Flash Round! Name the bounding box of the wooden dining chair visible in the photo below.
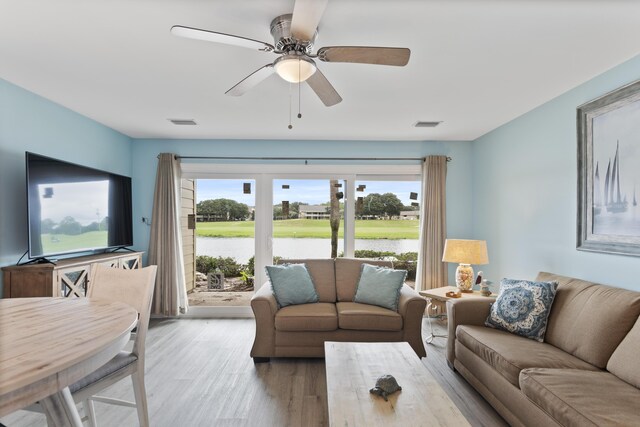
[71,263,157,427]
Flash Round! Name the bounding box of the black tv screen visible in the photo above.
[26,152,133,259]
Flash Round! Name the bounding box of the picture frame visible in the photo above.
[577,79,640,256]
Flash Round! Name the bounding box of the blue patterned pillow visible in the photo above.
[265,263,319,308]
[353,263,406,311]
[485,279,558,342]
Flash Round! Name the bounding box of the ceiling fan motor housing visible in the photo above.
[270,14,317,54]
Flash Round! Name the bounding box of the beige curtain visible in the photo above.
[416,156,448,291]
[148,153,188,316]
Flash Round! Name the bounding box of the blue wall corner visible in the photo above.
[471,53,640,290]
[0,79,133,297]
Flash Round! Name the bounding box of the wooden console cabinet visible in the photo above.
[2,252,143,298]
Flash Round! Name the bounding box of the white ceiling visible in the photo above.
[2,0,640,141]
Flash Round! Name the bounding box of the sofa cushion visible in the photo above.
[266,263,318,308]
[336,302,403,331]
[456,325,599,387]
[274,303,338,332]
[537,272,640,368]
[335,258,393,302]
[519,368,640,427]
[485,278,558,342]
[277,259,336,303]
[607,315,640,388]
[353,263,406,311]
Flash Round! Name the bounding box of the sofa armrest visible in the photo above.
[250,283,278,358]
[397,284,424,316]
[251,282,278,315]
[398,284,427,358]
[446,298,493,368]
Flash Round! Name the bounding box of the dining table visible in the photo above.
[0,297,138,426]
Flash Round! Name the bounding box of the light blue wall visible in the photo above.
[7,50,640,296]
[472,54,640,290]
[6,51,640,296]
[0,77,474,295]
[130,139,474,280]
[0,79,132,296]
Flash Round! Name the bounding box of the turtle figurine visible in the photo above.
[369,374,402,401]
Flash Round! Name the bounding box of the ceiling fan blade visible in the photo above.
[290,0,328,41]
[225,64,275,96]
[171,25,275,52]
[306,68,342,107]
[317,46,410,66]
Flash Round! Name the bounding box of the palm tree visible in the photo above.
[329,180,341,258]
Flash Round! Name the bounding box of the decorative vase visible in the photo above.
[455,264,474,293]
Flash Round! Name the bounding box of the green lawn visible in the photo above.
[41,231,108,253]
[196,219,419,239]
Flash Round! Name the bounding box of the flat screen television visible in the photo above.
[26,152,133,259]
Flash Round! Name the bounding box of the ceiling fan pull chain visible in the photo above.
[288,83,293,129]
[298,59,302,119]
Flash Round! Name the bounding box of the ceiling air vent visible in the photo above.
[169,119,197,126]
[414,121,442,128]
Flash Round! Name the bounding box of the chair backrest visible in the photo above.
[87,264,158,362]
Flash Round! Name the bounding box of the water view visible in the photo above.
[197,237,419,263]
[191,178,421,307]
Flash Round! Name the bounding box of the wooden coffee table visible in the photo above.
[325,341,469,426]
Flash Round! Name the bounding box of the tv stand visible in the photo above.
[2,251,143,298]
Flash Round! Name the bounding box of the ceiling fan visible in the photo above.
[171,0,410,107]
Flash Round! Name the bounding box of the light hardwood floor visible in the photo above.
[2,317,506,426]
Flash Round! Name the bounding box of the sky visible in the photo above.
[39,180,109,224]
[196,179,420,206]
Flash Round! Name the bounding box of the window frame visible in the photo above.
[181,163,420,315]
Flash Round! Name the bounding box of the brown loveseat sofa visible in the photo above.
[447,272,640,427]
[250,258,427,361]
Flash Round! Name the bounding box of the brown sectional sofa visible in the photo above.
[250,258,427,361]
[446,272,640,427]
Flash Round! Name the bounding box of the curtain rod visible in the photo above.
[174,155,452,162]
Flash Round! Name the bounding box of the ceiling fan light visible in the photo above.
[274,56,316,83]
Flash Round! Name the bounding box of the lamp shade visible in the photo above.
[442,239,489,265]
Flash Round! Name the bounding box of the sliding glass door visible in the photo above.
[353,179,421,286]
[181,163,421,314]
[272,179,347,260]
[190,179,255,307]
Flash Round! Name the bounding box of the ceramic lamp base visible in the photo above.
[455,264,474,293]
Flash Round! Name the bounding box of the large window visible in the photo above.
[273,179,346,260]
[181,163,421,313]
[354,180,420,284]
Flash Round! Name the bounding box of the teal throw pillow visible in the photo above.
[353,263,406,311]
[265,263,319,308]
[485,278,558,342]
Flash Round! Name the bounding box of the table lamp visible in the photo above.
[442,239,489,293]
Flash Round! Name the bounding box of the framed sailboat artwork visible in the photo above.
[577,79,640,256]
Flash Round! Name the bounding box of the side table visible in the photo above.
[419,286,496,344]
